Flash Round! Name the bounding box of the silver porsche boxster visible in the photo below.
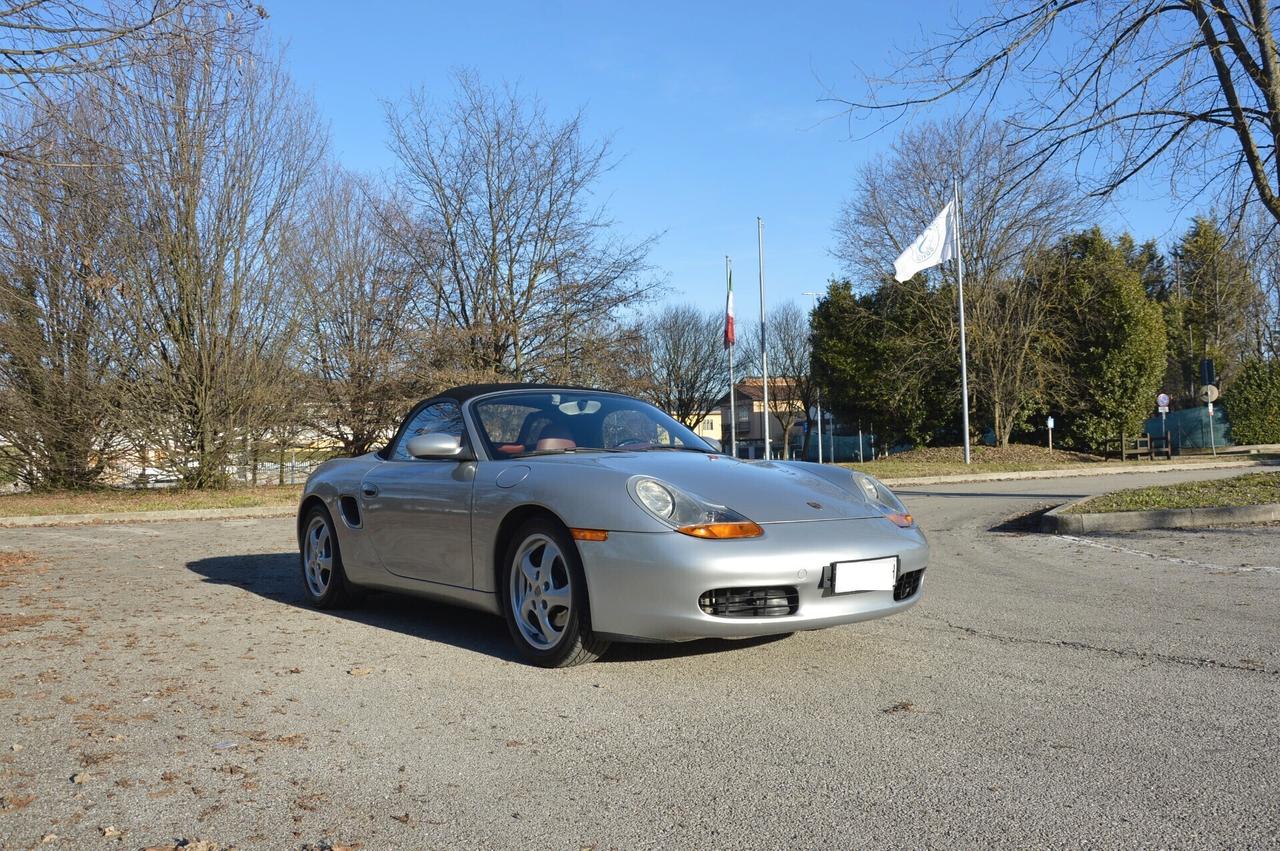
[297,384,928,667]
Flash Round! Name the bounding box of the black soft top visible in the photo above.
[435,382,610,404]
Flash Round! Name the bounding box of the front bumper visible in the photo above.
[579,517,928,641]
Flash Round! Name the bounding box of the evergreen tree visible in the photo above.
[1171,218,1260,389]
[810,279,956,449]
[1038,229,1168,449]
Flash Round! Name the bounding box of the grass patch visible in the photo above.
[841,444,1107,478]
[0,485,302,517]
[1068,471,1280,514]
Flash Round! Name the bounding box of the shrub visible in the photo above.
[1226,359,1280,444]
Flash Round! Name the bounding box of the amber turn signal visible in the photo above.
[570,528,609,542]
[885,512,914,528]
[676,521,764,539]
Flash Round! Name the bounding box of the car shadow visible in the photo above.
[185,552,789,665]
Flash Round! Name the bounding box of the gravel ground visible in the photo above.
[0,467,1277,850]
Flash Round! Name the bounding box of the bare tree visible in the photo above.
[968,272,1067,446]
[0,90,132,488]
[837,1,1280,225]
[836,118,1087,285]
[740,302,814,459]
[836,118,1088,446]
[0,1,265,168]
[633,303,727,429]
[110,22,323,487]
[1239,211,1280,360]
[293,170,438,456]
[385,72,655,381]
[539,318,650,394]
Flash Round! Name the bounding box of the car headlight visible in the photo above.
[628,477,763,539]
[852,472,914,528]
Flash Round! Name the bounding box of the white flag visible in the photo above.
[893,201,956,282]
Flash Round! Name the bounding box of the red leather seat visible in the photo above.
[535,421,576,452]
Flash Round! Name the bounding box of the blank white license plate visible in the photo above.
[832,557,898,594]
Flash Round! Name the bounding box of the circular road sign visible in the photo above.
[1198,384,1219,403]
[1156,392,1170,407]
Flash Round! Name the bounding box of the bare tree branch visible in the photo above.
[836,1,1280,224]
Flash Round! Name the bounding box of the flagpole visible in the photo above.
[726,256,738,458]
[954,178,972,465]
[757,217,771,461]
[802,290,822,462]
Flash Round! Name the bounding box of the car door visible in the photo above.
[360,400,475,588]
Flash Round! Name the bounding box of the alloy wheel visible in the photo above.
[304,515,333,598]
[509,533,573,650]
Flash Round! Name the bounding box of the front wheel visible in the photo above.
[300,505,361,609]
[501,518,609,667]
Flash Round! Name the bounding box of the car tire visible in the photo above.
[501,517,609,667]
[299,504,360,610]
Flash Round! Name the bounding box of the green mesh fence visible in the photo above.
[799,434,873,462]
[1143,405,1232,450]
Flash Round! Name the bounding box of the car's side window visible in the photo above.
[390,401,465,461]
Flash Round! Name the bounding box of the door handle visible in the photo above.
[362,484,379,497]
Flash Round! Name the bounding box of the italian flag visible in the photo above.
[724,269,735,349]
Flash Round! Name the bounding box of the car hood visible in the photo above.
[524,452,886,523]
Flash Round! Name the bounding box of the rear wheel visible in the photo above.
[300,505,360,609]
[501,518,609,667]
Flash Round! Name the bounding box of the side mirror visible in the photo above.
[406,432,466,459]
[704,437,723,453]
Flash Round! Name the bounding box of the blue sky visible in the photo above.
[265,1,1195,315]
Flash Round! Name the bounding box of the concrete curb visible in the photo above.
[1041,497,1280,533]
[880,458,1276,488]
[0,504,295,528]
[0,458,1273,528]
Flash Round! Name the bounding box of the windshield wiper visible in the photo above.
[643,445,712,453]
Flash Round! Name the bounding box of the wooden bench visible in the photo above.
[1104,432,1155,461]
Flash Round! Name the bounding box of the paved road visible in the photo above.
[0,467,1276,849]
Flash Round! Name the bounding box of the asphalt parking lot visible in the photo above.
[1,467,1277,849]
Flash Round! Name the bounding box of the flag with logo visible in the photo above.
[894,201,956,282]
[724,268,736,349]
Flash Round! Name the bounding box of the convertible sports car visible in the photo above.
[298,384,928,667]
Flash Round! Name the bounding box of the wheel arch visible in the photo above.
[492,503,577,593]
[297,495,329,545]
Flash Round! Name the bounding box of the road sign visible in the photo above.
[1158,405,1169,414]
[1199,384,1219,403]
[1156,392,1170,407]
[1046,416,1055,429]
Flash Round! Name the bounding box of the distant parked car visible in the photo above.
[298,384,928,666]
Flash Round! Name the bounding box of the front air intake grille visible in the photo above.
[699,586,798,618]
[894,568,924,601]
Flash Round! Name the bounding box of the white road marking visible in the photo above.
[1057,534,1280,575]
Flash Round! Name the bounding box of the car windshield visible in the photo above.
[472,391,715,459]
